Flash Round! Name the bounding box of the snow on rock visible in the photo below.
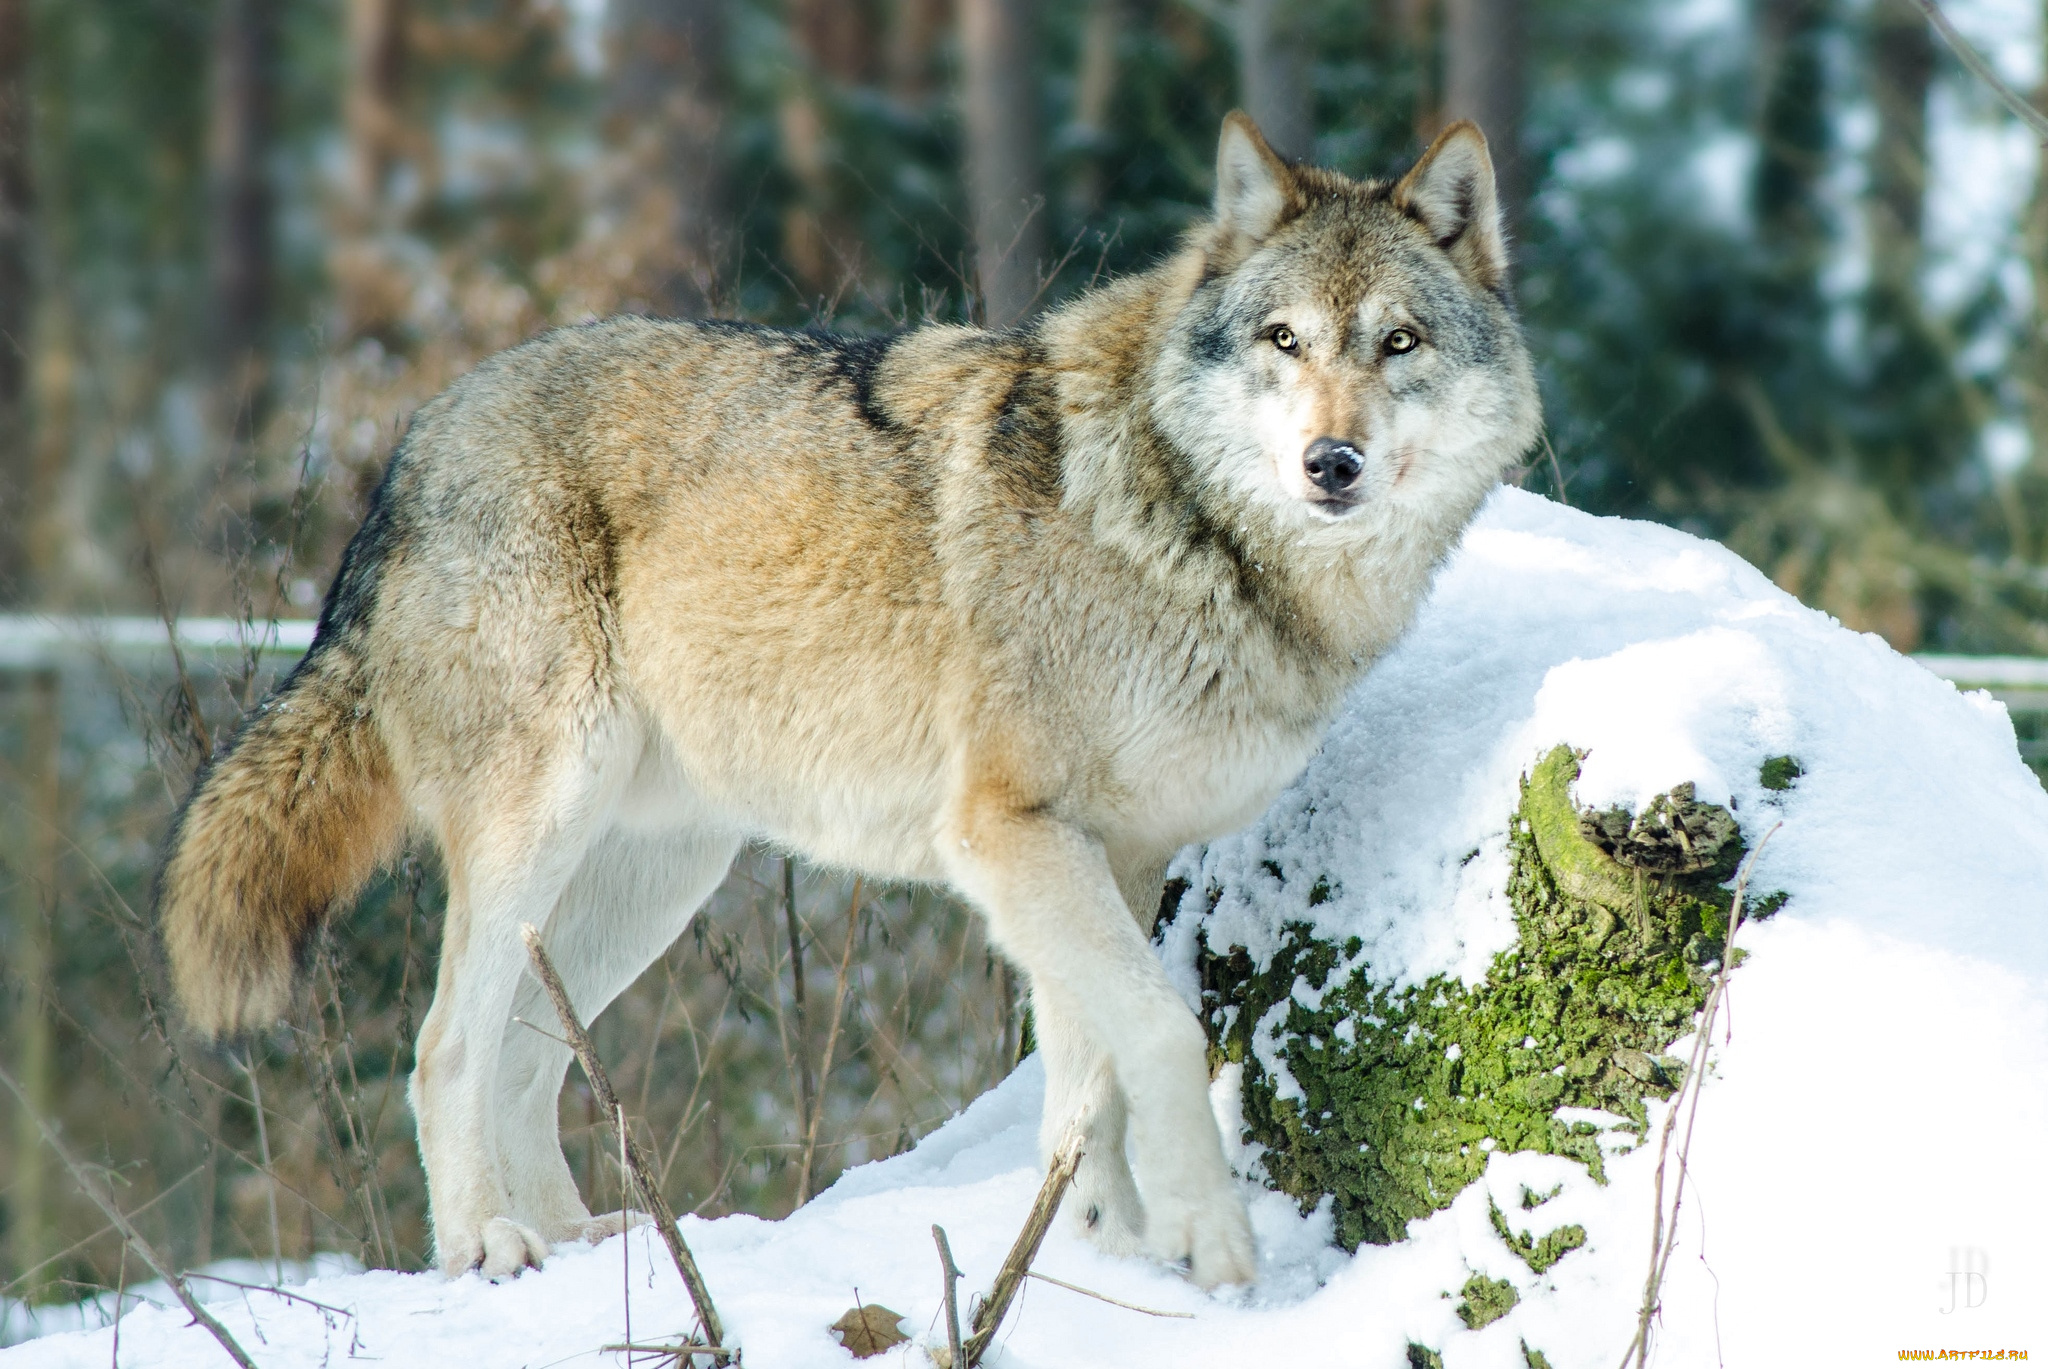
[11,489,2048,1367]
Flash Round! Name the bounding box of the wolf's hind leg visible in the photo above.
[411,759,632,1278]
[1035,992,1144,1256]
[494,825,740,1244]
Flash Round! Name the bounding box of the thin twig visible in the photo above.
[240,1059,283,1285]
[0,1060,259,1369]
[797,879,863,1205]
[110,1241,127,1369]
[1540,431,1571,507]
[520,924,729,1364]
[1620,822,1780,1369]
[932,1225,965,1369]
[180,1275,352,1321]
[621,1104,633,1358]
[961,1127,1084,1366]
[1023,1270,1195,1319]
[784,858,816,1205]
[1905,0,2048,144]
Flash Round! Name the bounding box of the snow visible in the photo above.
[10,490,2048,1367]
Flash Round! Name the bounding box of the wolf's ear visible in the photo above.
[1393,121,1507,289]
[1213,111,1300,253]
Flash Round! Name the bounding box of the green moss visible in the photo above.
[1176,745,1767,1252]
[1405,1346,1445,1369]
[1759,754,1804,791]
[1456,1273,1520,1329]
[1521,1343,1555,1369]
[1488,1197,1585,1273]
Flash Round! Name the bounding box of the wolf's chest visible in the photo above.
[1104,661,1343,851]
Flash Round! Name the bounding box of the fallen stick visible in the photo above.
[1024,1270,1194,1319]
[0,1061,258,1369]
[519,924,729,1364]
[931,1225,965,1369]
[1619,822,1780,1369]
[960,1128,1083,1367]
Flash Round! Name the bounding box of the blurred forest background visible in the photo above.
[6,0,2048,1333]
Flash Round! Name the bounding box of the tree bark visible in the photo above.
[887,0,949,105]
[1866,0,1932,292]
[208,0,277,434]
[335,0,408,340]
[612,0,728,316]
[960,0,1045,329]
[344,0,406,217]
[1398,0,1442,146]
[2019,13,2048,562]
[1442,0,1525,244]
[781,0,876,299]
[1237,0,1312,162]
[1754,0,1832,272]
[0,0,32,604]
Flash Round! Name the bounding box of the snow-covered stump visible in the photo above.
[1163,744,1790,1259]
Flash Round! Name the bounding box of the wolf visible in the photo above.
[157,113,1539,1287]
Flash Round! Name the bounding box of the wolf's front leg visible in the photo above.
[945,805,1255,1288]
[1033,993,1144,1256]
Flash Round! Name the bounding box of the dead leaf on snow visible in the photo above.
[831,1303,910,1359]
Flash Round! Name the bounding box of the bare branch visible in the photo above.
[932,1225,965,1369]
[1620,822,1781,1368]
[961,1126,1084,1366]
[519,923,730,1364]
[1906,0,2048,143]
[0,1060,259,1369]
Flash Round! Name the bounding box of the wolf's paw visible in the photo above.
[474,1217,551,1278]
[1143,1187,1256,1290]
[563,1210,651,1245]
[1066,1154,1146,1258]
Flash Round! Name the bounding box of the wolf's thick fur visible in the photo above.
[158,115,1539,1285]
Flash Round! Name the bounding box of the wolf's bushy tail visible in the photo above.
[157,634,404,1039]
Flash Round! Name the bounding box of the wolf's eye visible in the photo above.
[1270,325,1299,354]
[1385,328,1418,355]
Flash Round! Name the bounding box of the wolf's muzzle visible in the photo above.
[1303,437,1365,501]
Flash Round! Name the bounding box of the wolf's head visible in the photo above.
[1152,113,1541,536]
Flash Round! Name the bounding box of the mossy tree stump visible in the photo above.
[1166,744,1785,1253]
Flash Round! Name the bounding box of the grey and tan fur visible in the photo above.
[158,114,1540,1287]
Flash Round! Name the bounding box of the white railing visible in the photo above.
[0,614,2043,726]
[0,615,318,670]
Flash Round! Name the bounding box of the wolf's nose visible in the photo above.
[1303,437,1364,494]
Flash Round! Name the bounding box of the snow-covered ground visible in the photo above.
[10,489,2048,1367]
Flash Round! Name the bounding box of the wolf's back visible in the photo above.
[157,628,404,1039]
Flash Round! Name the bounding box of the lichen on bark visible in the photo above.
[1166,744,1785,1253]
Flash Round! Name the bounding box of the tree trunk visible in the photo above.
[0,0,31,604]
[959,0,1045,329]
[208,0,277,436]
[1754,0,1832,274]
[1067,0,1120,219]
[1398,0,1442,146]
[334,0,408,341]
[2019,12,2048,563]
[1442,0,1525,244]
[781,0,876,300]
[1866,0,1931,294]
[612,0,728,316]
[887,0,949,105]
[344,0,406,217]
[1237,0,1311,162]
